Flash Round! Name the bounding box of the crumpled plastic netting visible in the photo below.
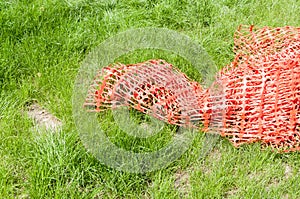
[84,25,300,152]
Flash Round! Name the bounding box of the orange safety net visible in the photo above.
[84,59,209,127]
[84,25,300,152]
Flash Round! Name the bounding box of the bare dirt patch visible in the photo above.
[26,103,62,132]
[174,168,191,198]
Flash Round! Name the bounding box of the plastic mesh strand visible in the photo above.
[84,25,300,152]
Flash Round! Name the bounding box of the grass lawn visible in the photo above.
[1,0,300,198]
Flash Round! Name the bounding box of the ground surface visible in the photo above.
[1,0,300,198]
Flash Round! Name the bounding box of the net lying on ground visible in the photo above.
[84,25,300,152]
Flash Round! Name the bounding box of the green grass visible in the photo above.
[1,0,300,198]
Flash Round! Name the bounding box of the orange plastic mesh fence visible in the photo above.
[84,59,210,128]
[84,25,300,152]
[217,25,300,151]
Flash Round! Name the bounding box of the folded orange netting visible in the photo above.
[84,25,300,152]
